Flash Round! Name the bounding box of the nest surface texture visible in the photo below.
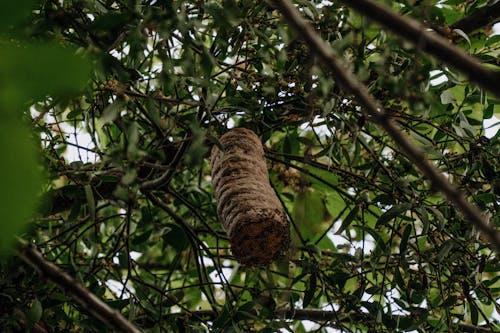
[210,128,290,266]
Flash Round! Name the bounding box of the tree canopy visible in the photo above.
[1,0,500,332]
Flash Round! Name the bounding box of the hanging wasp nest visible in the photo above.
[210,128,290,266]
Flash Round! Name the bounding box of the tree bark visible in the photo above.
[451,2,500,34]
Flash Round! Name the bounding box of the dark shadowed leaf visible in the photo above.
[376,203,412,227]
[0,0,37,31]
[303,271,317,307]
[335,205,359,235]
[163,223,189,251]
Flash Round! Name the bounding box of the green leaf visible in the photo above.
[426,206,445,230]
[325,192,345,217]
[132,228,153,246]
[329,271,350,290]
[101,100,123,123]
[163,223,189,251]
[184,122,209,167]
[441,295,457,308]
[308,168,339,189]
[357,225,388,254]
[212,306,233,330]
[440,85,465,106]
[293,189,325,242]
[0,0,37,31]
[0,121,42,252]
[303,271,317,307]
[394,267,406,289]
[470,301,478,325]
[416,206,430,234]
[0,43,91,106]
[452,29,471,47]
[440,89,455,105]
[484,104,494,119]
[26,298,43,326]
[360,301,380,316]
[399,223,412,256]
[84,185,96,222]
[376,203,411,227]
[335,206,359,235]
[436,239,455,263]
[107,299,131,310]
[201,47,215,76]
[283,129,300,155]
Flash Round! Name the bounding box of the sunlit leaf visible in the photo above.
[453,29,471,47]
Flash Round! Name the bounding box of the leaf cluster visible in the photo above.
[1,0,500,332]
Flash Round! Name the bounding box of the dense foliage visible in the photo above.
[1,0,500,332]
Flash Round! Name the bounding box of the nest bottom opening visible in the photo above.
[228,209,290,266]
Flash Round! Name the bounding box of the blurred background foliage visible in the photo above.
[1,0,500,332]
[0,0,90,252]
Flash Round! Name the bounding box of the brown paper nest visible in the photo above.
[210,128,290,266]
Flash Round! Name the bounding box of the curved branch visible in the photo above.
[451,2,500,34]
[272,0,500,254]
[140,133,190,191]
[18,242,142,333]
[339,0,500,98]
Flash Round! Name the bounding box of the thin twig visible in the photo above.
[140,134,190,190]
[101,84,202,107]
[338,0,500,98]
[272,0,500,253]
[18,242,142,333]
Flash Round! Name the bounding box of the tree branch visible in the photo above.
[18,242,142,333]
[451,2,500,34]
[170,309,496,332]
[272,0,500,254]
[139,133,191,191]
[101,84,202,107]
[338,0,500,98]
